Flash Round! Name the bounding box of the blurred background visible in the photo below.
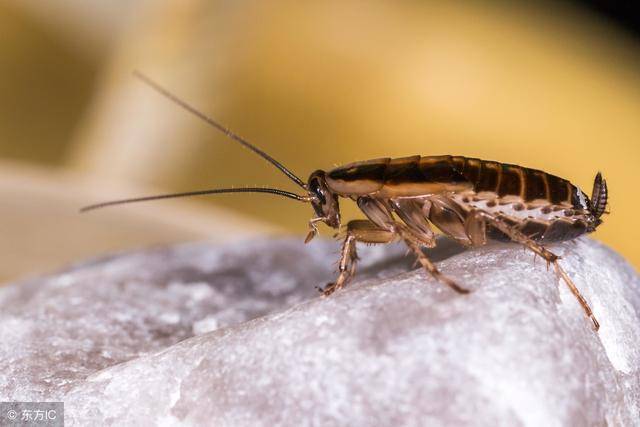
[0,0,638,283]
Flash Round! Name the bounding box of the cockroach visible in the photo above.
[82,72,608,331]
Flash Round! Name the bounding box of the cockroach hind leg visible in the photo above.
[552,260,600,331]
[467,209,599,330]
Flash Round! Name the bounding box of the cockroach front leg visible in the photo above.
[466,210,600,330]
[321,220,395,296]
[305,217,326,243]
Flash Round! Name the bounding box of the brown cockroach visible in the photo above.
[82,72,608,331]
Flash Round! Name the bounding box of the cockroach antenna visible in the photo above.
[80,187,309,213]
[132,71,306,189]
[80,72,312,212]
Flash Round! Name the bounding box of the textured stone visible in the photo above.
[0,237,638,426]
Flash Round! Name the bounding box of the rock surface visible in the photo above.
[0,237,639,426]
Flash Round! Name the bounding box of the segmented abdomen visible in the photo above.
[327,155,588,210]
[450,156,582,207]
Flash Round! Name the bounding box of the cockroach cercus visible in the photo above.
[82,72,608,331]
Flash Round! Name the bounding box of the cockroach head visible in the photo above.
[307,170,340,228]
[590,172,608,223]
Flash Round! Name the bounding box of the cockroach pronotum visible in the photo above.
[82,72,608,331]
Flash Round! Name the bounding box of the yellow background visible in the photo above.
[0,1,638,281]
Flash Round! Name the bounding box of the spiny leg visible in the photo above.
[356,195,469,294]
[321,220,395,296]
[467,210,599,330]
[395,223,470,294]
[320,234,357,296]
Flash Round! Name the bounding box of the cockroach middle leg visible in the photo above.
[395,224,470,294]
[467,210,600,330]
[321,220,395,296]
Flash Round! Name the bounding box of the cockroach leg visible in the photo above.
[395,224,470,294]
[352,197,468,294]
[321,234,357,296]
[552,261,599,330]
[321,220,395,296]
[305,217,326,244]
[391,199,437,247]
[467,210,600,330]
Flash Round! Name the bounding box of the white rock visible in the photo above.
[0,237,638,426]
